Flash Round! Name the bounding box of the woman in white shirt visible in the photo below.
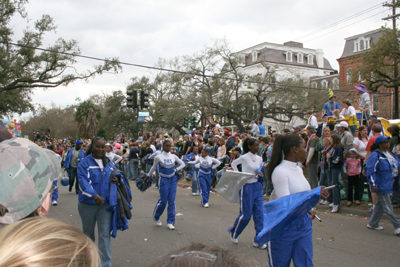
[227,138,266,250]
[267,134,329,267]
[340,99,357,136]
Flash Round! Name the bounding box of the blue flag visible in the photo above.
[256,187,321,246]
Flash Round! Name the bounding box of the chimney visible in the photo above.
[316,49,324,68]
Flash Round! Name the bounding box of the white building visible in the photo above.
[233,41,335,80]
[232,41,337,131]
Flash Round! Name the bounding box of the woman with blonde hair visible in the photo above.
[0,217,100,267]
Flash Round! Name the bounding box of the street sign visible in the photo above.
[139,112,149,117]
[138,117,144,122]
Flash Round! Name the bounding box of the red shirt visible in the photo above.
[366,135,379,151]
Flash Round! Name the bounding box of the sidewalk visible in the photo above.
[177,179,400,220]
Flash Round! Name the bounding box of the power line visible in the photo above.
[295,3,384,41]
[304,9,389,43]
[0,40,391,95]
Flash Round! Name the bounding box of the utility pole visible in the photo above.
[383,0,400,118]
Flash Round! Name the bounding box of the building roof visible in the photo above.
[235,41,334,70]
[338,29,383,59]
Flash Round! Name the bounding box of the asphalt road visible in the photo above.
[49,183,400,267]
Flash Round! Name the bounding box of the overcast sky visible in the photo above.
[12,0,391,119]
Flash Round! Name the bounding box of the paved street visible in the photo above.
[49,182,400,267]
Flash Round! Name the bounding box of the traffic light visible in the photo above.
[184,117,190,128]
[140,90,149,109]
[126,89,138,109]
[190,117,197,128]
[268,126,272,135]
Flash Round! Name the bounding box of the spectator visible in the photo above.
[319,137,333,205]
[388,125,400,151]
[251,121,259,137]
[338,121,353,199]
[225,132,235,153]
[344,148,362,206]
[332,109,344,121]
[340,99,358,136]
[217,138,226,159]
[293,126,302,136]
[0,217,100,267]
[129,142,140,180]
[366,136,400,235]
[260,137,270,196]
[354,85,372,121]
[305,126,318,189]
[258,122,265,135]
[182,135,193,156]
[368,116,385,138]
[306,110,318,129]
[327,134,344,213]
[316,114,329,138]
[282,129,292,135]
[324,95,340,117]
[353,126,369,200]
[215,147,241,183]
[63,140,86,194]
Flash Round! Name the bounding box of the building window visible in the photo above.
[365,40,370,49]
[286,51,292,62]
[252,51,257,62]
[372,95,379,112]
[307,54,313,65]
[311,82,318,88]
[360,40,365,50]
[321,80,328,89]
[297,53,303,63]
[346,68,353,83]
[332,78,339,90]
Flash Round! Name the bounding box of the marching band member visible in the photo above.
[187,148,221,207]
[145,140,185,230]
[227,138,266,249]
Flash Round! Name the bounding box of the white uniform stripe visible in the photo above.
[233,188,244,238]
[267,241,273,266]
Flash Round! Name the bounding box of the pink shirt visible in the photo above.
[345,158,361,176]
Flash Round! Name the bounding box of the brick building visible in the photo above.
[336,29,393,119]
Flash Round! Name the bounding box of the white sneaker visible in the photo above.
[331,205,339,213]
[230,234,238,244]
[192,193,197,196]
[322,200,330,205]
[204,203,209,208]
[329,203,334,207]
[167,223,175,230]
[320,199,324,204]
[51,201,58,206]
[367,224,383,230]
[155,220,162,227]
[253,242,267,249]
[395,228,400,235]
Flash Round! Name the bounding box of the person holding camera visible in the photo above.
[64,140,86,194]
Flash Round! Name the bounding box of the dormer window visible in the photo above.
[354,37,371,52]
[286,51,293,62]
[307,54,313,65]
[297,53,303,63]
[321,80,328,89]
[252,51,258,62]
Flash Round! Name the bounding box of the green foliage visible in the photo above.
[0,0,121,115]
[356,27,400,91]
